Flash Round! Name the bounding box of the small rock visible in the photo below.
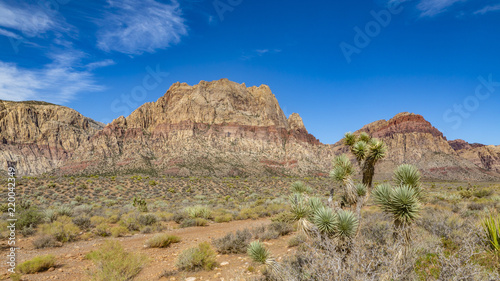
[185,278,196,281]
[220,261,229,266]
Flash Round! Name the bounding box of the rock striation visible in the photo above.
[1,80,499,181]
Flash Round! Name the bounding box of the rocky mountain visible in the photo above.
[337,112,499,181]
[0,100,103,175]
[1,79,499,181]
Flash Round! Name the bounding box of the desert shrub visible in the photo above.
[90,216,107,226]
[237,208,260,220]
[474,188,493,198]
[95,223,110,237]
[86,240,147,281]
[214,214,233,223]
[73,216,92,230]
[145,234,181,248]
[17,255,55,274]
[176,242,218,271]
[268,221,293,236]
[18,208,43,229]
[41,216,79,243]
[132,197,148,212]
[288,234,306,248]
[43,209,58,223]
[180,218,209,228]
[252,223,291,241]
[468,202,485,211]
[21,225,36,237]
[56,205,74,217]
[138,214,157,226]
[73,204,93,216]
[185,205,213,219]
[213,229,252,254]
[110,226,128,238]
[271,211,296,224]
[32,235,60,249]
[459,190,472,199]
[415,253,441,280]
[173,212,188,224]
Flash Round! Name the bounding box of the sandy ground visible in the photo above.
[1,218,295,281]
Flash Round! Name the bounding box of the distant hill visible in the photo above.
[1,80,499,181]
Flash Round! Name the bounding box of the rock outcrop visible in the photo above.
[0,100,103,175]
[1,80,499,181]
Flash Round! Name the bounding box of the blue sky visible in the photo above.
[1,0,499,145]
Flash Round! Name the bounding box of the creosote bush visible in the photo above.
[145,234,181,248]
[176,242,218,271]
[17,255,55,274]
[213,229,252,254]
[86,240,147,281]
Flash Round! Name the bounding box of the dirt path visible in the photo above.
[1,218,295,281]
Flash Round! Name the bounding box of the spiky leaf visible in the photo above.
[247,241,270,264]
[344,132,357,147]
[352,141,368,162]
[313,207,337,235]
[334,210,359,240]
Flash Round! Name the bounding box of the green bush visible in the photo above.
[214,214,233,223]
[185,206,213,219]
[180,218,209,228]
[138,214,157,226]
[176,242,218,271]
[145,234,181,248]
[17,255,55,274]
[213,229,252,254]
[18,208,43,229]
[32,235,60,249]
[86,241,147,281]
[474,189,493,198]
[110,226,128,238]
[41,216,80,243]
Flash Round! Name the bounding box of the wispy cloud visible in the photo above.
[0,1,69,39]
[0,27,22,39]
[85,59,116,70]
[96,0,188,55]
[474,4,500,15]
[0,52,103,104]
[416,0,465,17]
[241,49,282,60]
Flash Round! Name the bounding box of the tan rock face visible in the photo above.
[0,100,103,175]
[1,80,499,180]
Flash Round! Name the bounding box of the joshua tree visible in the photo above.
[371,164,422,259]
[330,154,357,207]
[343,132,387,191]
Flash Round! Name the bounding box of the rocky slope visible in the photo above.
[62,79,328,177]
[336,112,499,181]
[0,100,103,175]
[1,80,499,181]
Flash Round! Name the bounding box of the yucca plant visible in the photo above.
[330,154,357,206]
[247,241,270,264]
[308,197,325,215]
[289,193,313,235]
[372,164,423,246]
[343,132,387,190]
[354,183,367,197]
[312,207,337,236]
[482,214,500,256]
[291,181,312,194]
[334,209,359,241]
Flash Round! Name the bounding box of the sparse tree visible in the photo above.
[343,132,387,191]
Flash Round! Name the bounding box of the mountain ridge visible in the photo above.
[1,79,499,180]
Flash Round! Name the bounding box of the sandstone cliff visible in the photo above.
[335,112,499,181]
[1,80,499,181]
[0,100,103,175]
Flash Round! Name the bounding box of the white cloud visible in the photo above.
[416,0,464,17]
[85,59,116,70]
[0,1,66,38]
[0,52,103,104]
[0,27,22,39]
[474,4,500,15]
[96,0,188,55]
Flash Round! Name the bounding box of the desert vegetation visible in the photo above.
[1,134,499,280]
